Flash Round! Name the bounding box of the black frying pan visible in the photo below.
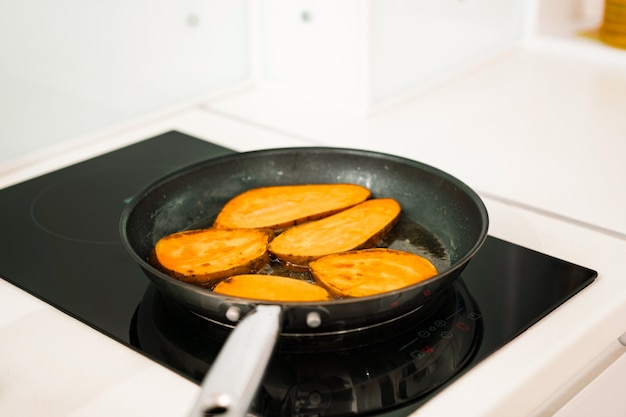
[120,147,488,417]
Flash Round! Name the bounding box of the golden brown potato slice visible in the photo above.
[213,274,332,302]
[213,184,371,231]
[309,248,438,298]
[153,228,270,287]
[268,198,401,266]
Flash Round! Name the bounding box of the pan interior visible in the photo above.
[122,148,488,308]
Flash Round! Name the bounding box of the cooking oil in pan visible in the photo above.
[260,216,450,283]
[379,216,449,272]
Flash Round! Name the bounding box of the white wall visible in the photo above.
[0,0,249,164]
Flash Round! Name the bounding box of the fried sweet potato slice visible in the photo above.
[268,198,401,266]
[153,228,270,287]
[309,248,438,298]
[213,274,332,302]
[213,184,371,231]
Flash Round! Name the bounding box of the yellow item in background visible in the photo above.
[599,0,626,48]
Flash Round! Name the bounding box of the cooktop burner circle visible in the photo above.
[132,281,482,416]
[30,167,159,244]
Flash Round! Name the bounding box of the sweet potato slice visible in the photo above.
[309,248,438,298]
[153,228,270,287]
[213,184,371,231]
[268,198,401,266]
[213,274,332,302]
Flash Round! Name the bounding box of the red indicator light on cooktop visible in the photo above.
[456,322,470,332]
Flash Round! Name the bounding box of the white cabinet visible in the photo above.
[256,0,526,113]
[0,1,249,164]
[553,334,626,417]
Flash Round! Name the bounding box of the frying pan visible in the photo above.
[120,147,488,417]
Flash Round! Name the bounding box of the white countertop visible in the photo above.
[1,35,626,417]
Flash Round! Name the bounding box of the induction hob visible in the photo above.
[0,131,597,416]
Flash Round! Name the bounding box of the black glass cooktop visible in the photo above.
[0,131,597,416]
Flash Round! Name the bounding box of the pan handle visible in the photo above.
[188,304,282,417]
